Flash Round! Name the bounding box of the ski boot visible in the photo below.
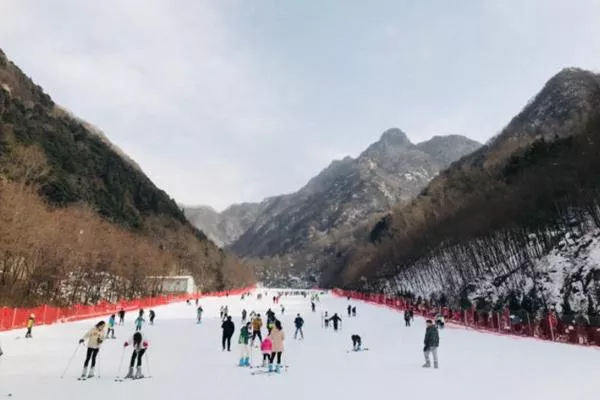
[134,366,144,379]
[275,364,281,373]
[124,367,134,379]
[87,367,95,378]
[80,367,88,379]
[268,363,274,372]
[434,361,439,369]
[422,362,431,368]
[243,357,250,367]
[238,358,245,367]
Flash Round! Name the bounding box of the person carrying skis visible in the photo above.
[251,314,263,344]
[268,320,285,373]
[347,305,352,317]
[106,314,116,339]
[404,310,411,327]
[78,320,106,378]
[242,309,247,322]
[135,314,145,332]
[25,314,35,338]
[328,313,342,331]
[351,306,356,317]
[124,331,149,379]
[351,334,362,351]
[423,319,440,369]
[118,309,125,325]
[196,305,203,324]
[238,322,251,366]
[294,314,304,339]
[221,315,235,351]
[149,310,156,325]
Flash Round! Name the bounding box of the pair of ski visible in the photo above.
[250,366,288,375]
[347,347,369,353]
[114,376,149,382]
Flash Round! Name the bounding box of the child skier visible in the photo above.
[106,314,116,339]
[423,319,440,369]
[260,336,272,367]
[351,334,362,351]
[78,320,106,379]
[25,314,35,338]
[196,305,203,324]
[149,310,156,325]
[294,314,304,339]
[238,322,251,366]
[124,331,149,379]
[135,314,145,332]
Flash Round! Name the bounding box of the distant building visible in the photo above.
[148,275,196,294]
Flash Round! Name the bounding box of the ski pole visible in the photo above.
[116,347,126,378]
[60,343,81,379]
[145,352,152,377]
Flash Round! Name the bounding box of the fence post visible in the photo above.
[11,308,17,329]
[548,313,555,341]
[42,305,47,325]
[496,312,501,332]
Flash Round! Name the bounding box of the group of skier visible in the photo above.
[76,307,154,380]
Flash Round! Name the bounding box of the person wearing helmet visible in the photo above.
[123,331,150,379]
[25,314,35,338]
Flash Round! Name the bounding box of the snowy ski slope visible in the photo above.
[0,291,598,399]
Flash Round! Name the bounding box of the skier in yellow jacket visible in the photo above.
[25,314,35,338]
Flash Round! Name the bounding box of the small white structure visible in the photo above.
[149,275,196,294]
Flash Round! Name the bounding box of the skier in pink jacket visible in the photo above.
[260,337,272,367]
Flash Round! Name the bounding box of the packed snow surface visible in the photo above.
[1,291,598,399]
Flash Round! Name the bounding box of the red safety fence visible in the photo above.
[0,285,255,332]
[332,289,600,347]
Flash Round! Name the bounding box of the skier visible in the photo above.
[311,301,316,312]
[196,305,203,324]
[324,311,330,328]
[149,310,156,325]
[409,308,414,322]
[404,310,411,327]
[328,313,342,331]
[123,331,149,379]
[422,319,440,369]
[351,334,362,351]
[78,320,106,379]
[251,314,263,345]
[280,304,285,315]
[135,314,145,332]
[435,314,445,329]
[25,314,35,338]
[347,305,352,317]
[352,306,357,317]
[221,315,235,351]
[260,336,273,367]
[118,309,125,325]
[267,320,285,373]
[238,322,251,366]
[224,305,229,319]
[220,306,225,320]
[266,308,275,321]
[106,314,116,339]
[242,309,247,322]
[294,314,304,339]
[195,298,199,306]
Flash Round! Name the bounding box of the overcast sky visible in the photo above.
[2,1,600,210]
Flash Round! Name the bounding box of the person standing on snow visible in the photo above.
[351,334,362,351]
[328,313,342,331]
[280,304,285,315]
[124,331,149,379]
[118,309,125,325]
[106,314,116,339]
[260,336,273,367]
[404,310,411,327]
[221,316,235,351]
[238,322,252,366]
[324,311,330,328]
[268,320,285,373]
[251,314,263,345]
[351,306,356,317]
[311,301,316,312]
[197,305,203,324]
[347,305,352,317]
[135,314,145,332]
[423,319,440,369]
[149,310,156,325]
[25,314,35,338]
[294,314,304,339]
[242,309,247,322]
[78,320,106,378]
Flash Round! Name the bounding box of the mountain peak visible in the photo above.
[379,128,411,146]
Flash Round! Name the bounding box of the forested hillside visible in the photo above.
[327,68,600,321]
[0,48,254,306]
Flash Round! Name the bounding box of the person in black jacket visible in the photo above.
[221,316,235,351]
[149,310,156,325]
[423,319,440,368]
[294,314,304,339]
[404,310,411,327]
[347,305,352,317]
[328,313,342,331]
